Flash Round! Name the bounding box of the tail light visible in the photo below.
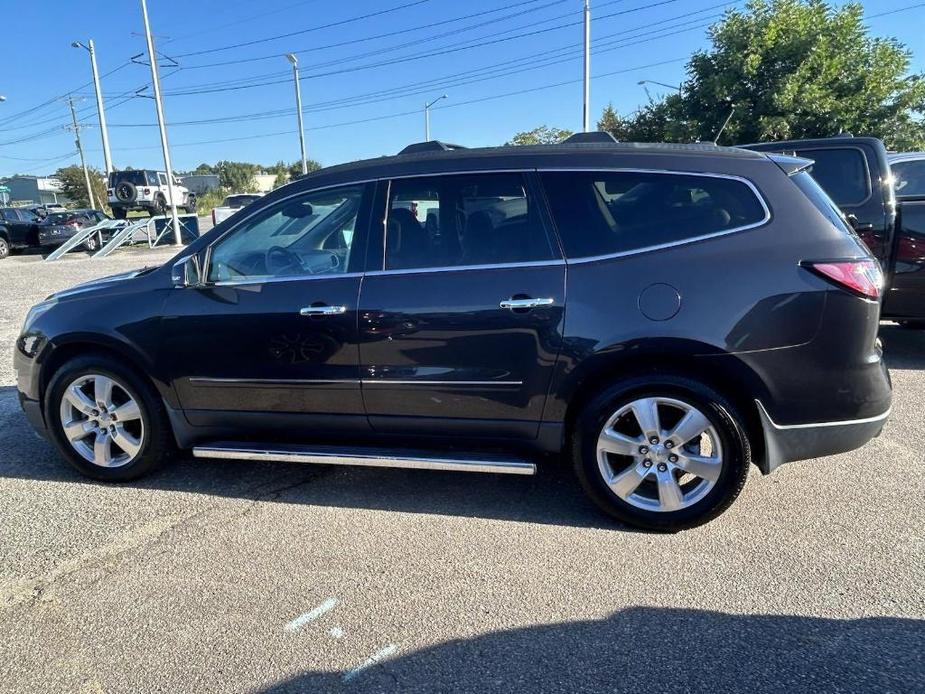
[803,259,883,299]
[143,187,150,195]
[107,188,113,196]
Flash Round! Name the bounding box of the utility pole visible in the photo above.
[582,0,591,132]
[286,54,308,176]
[139,0,181,245]
[424,94,447,141]
[66,96,96,209]
[73,39,113,176]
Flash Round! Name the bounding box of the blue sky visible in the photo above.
[1,0,923,177]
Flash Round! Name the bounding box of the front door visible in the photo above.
[359,172,566,439]
[161,182,374,434]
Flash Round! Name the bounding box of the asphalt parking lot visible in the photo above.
[0,248,922,693]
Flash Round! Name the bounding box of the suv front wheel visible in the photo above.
[572,374,750,531]
[45,354,173,481]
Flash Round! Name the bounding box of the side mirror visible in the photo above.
[171,253,203,288]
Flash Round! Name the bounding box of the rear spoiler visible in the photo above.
[765,153,814,176]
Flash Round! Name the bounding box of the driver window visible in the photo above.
[207,184,367,283]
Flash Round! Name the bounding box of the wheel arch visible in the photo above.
[557,342,770,472]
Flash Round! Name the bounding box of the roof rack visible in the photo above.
[398,140,468,155]
[562,131,619,144]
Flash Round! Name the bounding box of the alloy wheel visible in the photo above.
[58,374,145,468]
[596,396,724,512]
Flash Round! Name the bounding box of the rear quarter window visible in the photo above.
[540,170,768,259]
[891,159,925,198]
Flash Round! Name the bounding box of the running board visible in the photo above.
[192,442,536,476]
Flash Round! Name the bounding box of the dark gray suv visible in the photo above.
[15,136,892,530]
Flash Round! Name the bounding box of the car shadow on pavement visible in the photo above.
[880,323,925,370]
[259,607,924,693]
[0,386,612,530]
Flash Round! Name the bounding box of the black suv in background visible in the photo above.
[742,136,925,328]
[15,137,891,530]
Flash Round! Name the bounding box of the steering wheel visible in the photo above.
[265,245,306,276]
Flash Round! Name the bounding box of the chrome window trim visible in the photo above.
[535,166,773,265]
[212,271,364,287]
[756,400,891,430]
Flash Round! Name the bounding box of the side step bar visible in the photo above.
[192,442,536,476]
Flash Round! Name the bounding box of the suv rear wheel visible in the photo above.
[0,236,9,259]
[45,354,173,481]
[152,195,167,217]
[572,374,750,531]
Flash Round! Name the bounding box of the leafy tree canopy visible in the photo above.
[598,0,925,149]
[506,125,574,145]
[54,165,107,211]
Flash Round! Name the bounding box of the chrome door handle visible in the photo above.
[499,297,555,310]
[300,305,347,316]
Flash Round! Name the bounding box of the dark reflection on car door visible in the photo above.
[160,183,374,434]
[359,172,566,439]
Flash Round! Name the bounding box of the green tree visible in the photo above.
[192,163,215,175]
[213,161,260,192]
[599,0,925,149]
[506,125,574,145]
[53,165,108,211]
[285,159,322,181]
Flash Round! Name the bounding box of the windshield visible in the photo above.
[44,212,75,225]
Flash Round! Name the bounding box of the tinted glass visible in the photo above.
[385,173,554,270]
[111,171,151,186]
[794,148,870,206]
[892,159,925,198]
[541,171,767,258]
[791,171,854,235]
[224,195,262,208]
[208,184,367,282]
[1,209,18,221]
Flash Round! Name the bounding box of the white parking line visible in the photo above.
[283,597,339,632]
[342,644,398,682]
[329,627,345,639]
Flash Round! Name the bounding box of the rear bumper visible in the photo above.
[756,400,890,473]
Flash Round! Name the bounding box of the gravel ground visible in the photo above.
[0,249,922,693]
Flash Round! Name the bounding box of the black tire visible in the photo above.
[84,234,100,252]
[571,373,751,532]
[152,195,167,217]
[45,353,174,482]
[898,320,925,330]
[112,207,127,220]
[0,236,9,259]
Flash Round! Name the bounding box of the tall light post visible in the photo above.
[72,40,113,176]
[66,96,96,209]
[286,53,308,176]
[424,94,447,141]
[139,0,181,245]
[582,0,591,132]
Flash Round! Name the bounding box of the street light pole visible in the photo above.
[139,0,181,245]
[72,40,114,176]
[582,0,591,132]
[286,54,308,176]
[637,79,683,98]
[424,94,447,141]
[67,96,96,209]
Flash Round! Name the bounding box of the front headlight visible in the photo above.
[22,299,57,334]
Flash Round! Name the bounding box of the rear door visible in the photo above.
[358,172,566,439]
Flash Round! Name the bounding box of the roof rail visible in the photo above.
[562,131,619,144]
[398,140,468,155]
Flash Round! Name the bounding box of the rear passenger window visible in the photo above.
[541,171,767,259]
[793,148,870,206]
[385,173,555,270]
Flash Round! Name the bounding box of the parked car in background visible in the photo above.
[37,209,112,252]
[15,137,892,530]
[108,169,196,219]
[889,152,925,199]
[0,207,40,258]
[741,136,925,329]
[210,193,263,226]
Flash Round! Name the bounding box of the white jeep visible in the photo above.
[107,170,196,219]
